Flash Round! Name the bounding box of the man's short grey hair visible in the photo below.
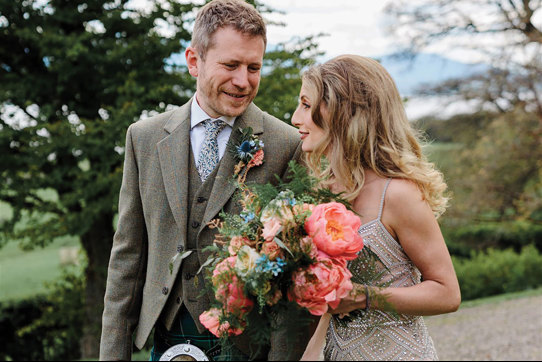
[192,0,267,60]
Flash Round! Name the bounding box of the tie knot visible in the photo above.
[203,118,227,136]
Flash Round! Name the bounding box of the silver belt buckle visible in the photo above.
[159,340,210,361]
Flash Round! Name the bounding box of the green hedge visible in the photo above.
[453,244,542,301]
[0,267,84,361]
[444,221,542,256]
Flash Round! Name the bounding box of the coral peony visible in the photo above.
[288,259,353,315]
[304,202,364,260]
[214,276,254,316]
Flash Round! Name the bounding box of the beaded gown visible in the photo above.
[324,179,439,361]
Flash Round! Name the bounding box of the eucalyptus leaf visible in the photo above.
[197,257,216,275]
[168,250,193,275]
[273,237,294,257]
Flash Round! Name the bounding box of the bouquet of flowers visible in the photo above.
[198,128,365,348]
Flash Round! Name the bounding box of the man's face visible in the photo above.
[186,27,265,118]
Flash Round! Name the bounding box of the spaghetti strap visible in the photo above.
[377,178,392,220]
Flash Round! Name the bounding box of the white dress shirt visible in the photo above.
[190,93,236,165]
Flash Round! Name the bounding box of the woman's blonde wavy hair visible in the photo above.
[302,54,449,217]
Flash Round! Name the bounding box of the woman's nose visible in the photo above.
[291,108,301,127]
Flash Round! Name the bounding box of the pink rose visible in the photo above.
[304,202,364,260]
[261,240,283,260]
[199,308,244,337]
[212,256,237,283]
[228,236,250,256]
[288,259,353,315]
[293,203,315,217]
[261,218,282,241]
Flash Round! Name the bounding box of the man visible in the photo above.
[99,0,307,360]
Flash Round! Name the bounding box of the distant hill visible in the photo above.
[378,53,488,96]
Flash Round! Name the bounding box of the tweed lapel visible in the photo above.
[201,103,264,229]
[157,100,192,250]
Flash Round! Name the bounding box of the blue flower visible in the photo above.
[241,212,255,223]
[276,258,287,268]
[255,255,285,276]
[237,141,254,159]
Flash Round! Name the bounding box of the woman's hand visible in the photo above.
[328,283,367,317]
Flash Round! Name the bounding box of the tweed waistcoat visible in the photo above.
[160,149,219,330]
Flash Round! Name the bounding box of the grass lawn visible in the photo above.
[0,235,80,302]
[459,286,542,309]
[423,142,462,172]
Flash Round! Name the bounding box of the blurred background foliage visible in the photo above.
[1,0,541,360]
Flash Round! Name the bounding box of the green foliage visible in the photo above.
[0,263,85,361]
[0,296,48,361]
[415,112,494,145]
[454,109,541,221]
[418,108,542,230]
[445,221,542,253]
[0,0,196,248]
[453,245,542,301]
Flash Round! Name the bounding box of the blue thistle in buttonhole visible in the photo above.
[227,127,265,181]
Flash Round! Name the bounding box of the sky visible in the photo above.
[262,1,396,59]
[126,0,398,59]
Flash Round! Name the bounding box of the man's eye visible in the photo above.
[249,66,261,73]
[224,64,236,69]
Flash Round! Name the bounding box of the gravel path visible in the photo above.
[424,294,542,361]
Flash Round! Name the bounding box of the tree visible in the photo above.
[386,0,542,225]
[0,0,196,357]
[0,0,320,358]
[255,34,322,122]
[385,0,542,117]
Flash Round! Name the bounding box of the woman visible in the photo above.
[291,55,461,361]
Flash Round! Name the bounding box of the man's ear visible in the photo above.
[186,46,199,77]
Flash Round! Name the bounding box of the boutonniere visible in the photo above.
[227,127,264,183]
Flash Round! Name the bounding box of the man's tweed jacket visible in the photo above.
[99,99,308,360]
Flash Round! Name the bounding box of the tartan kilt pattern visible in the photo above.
[150,307,248,361]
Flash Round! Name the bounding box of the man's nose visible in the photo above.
[231,67,250,89]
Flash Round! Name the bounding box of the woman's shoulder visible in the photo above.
[385,178,429,217]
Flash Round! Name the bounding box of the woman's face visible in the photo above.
[291,83,327,153]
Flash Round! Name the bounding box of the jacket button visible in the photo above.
[191,221,200,229]
[197,197,207,203]
[184,272,193,280]
[162,287,169,295]
[176,296,181,304]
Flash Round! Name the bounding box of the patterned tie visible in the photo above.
[197,119,227,181]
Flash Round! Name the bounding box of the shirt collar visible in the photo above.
[190,93,236,129]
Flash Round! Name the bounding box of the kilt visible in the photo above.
[150,305,248,361]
